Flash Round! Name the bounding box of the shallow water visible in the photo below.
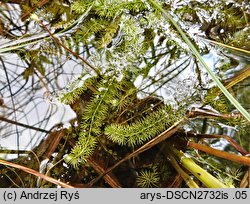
[0,1,249,157]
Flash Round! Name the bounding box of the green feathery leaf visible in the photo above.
[59,76,97,105]
[65,76,123,167]
[105,105,179,147]
[64,133,97,168]
[136,167,160,188]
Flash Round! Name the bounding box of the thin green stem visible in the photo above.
[169,146,228,188]
[167,152,199,188]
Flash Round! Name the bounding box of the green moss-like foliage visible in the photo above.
[105,105,179,147]
[136,166,160,187]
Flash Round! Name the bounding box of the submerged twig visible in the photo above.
[199,37,250,55]
[30,13,100,75]
[184,132,248,155]
[188,107,246,119]
[224,66,250,90]
[21,0,50,21]
[0,159,74,188]
[187,141,250,166]
[0,115,50,133]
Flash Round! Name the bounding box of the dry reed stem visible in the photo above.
[0,159,74,188]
